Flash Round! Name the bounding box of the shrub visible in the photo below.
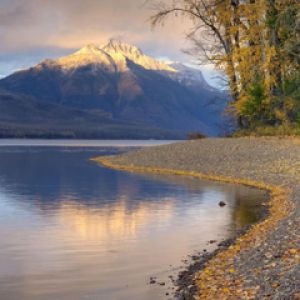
[187,131,207,140]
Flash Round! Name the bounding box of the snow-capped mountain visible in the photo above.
[102,40,177,72]
[49,41,214,91]
[0,40,230,139]
[42,40,177,73]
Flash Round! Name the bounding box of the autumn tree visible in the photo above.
[150,0,300,132]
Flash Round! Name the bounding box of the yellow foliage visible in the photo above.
[274,109,287,121]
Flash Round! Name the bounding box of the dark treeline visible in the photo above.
[0,123,183,140]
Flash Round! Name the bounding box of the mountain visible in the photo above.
[166,62,216,92]
[0,88,181,139]
[0,40,231,139]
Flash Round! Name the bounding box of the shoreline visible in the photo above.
[93,138,299,299]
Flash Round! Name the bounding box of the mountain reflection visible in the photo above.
[0,147,266,233]
[57,197,174,241]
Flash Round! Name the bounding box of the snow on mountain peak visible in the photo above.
[52,44,116,71]
[31,40,213,91]
[101,39,176,72]
[75,43,102,54]
[102,40,176,72]
[39,39,177,73]
[102,39,143,57]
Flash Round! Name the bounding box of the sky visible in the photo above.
[0,0,220,85]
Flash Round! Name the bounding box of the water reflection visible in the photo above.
[57,199,174,241]
[0,146,267,300]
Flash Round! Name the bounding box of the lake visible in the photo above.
[0,140,267,300]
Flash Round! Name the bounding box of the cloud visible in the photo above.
[0,1,194,71]
[0,0,222,86]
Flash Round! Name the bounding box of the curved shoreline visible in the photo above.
[92,138,299,299]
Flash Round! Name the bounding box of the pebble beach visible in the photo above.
[94,137,300,299]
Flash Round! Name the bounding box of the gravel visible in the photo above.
[95,137,300,299]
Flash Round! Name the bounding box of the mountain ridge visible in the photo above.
[36,40,177,74]
[0,40,231,139]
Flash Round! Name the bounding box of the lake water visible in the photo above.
[0,141,267,300]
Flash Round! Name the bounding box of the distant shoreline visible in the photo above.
[0,138,179,148]
[0,134,184,140]
[93,137,299,299]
